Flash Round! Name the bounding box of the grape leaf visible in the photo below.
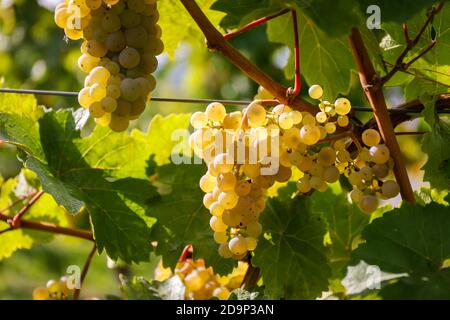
[80,113,190,179]
[311,185,370,275]
[159,0,225,58]
[211,0,276,30]
[420,99,450,190]
[267,8,354,100]
[148,159,235,275]
[352,199,450,274]
[380,268,450,300]
[0,93,43,122]
[0,110,159,263]
[252,192,331,299]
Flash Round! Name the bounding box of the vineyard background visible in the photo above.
[0,0,449,300]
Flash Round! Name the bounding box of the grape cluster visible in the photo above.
[191,85,401,259]
[174,258,232,300]
[54,0,162,132]
[347,129,400,213]
[32,276,72,300]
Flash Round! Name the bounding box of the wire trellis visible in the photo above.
[0,87,449,114]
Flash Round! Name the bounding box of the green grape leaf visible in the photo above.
[120,275,185,300]
[159,0,225,58]
[311,185,370,275]
[0,93,43,122]
[0,223,33,261]
[267,8,354,100]
[252,192,331,299]
[380,268,450,300]
[211,0,277,30]
[352,199,450,275]
[420,99,450,190]
[0,110,159,263]
[82,113,191,179]
[148,159,235,275]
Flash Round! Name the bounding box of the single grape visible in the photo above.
[334,98,351,115]
[381,180,400,198]
[228,236,247,255]
[369,144,390,164]
[205,102,226,122]
[362,129,381,147]
[308,84,323,100]
[359,195,378,213]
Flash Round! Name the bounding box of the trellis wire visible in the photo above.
[0,88,449,114]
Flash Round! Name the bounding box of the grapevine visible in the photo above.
[54,0,163,132]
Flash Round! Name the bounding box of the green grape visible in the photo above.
[369,144,390,164]
[317,147,336,167]
[274,165,292,183]
[120,78,141,102]
[217,172,237,192]
[223,111,242,130]
[90,83,107,101]
[278,112,294,129]
[302,113,316,125]
[221,210,240,227]
[78,54,100,73]
[210,202,225,217]
[348,171,363,186]
[200,174,216,193]
[205,102,226,122]
[324,122,336,134]
[218,243,233,258]
[296,176,311,193]
[272,104,291,115]
[125,26,148,48]
[86,0,102,10]
[362,129,381,147]
[323,166,340,183]
[228,236,247,255]
[120,9,141,28]
[381,180,400,198]
[350,189,364,203]
[246,221,262,238]
[33,287,50,300]
[334,98,351,115]
[101,96,117,113]
[114,99,132,117]
[190,111,208,129]
[246,102,266,127]
[359,166,373,181]
[242,163,260,179]
[105,31,126,52]
[89,102,105,118]
[214,232,228,244]
[78,87,93,108]
[107,85,121,99]
[300,125,321,145]
[337,115,349,127]
[210,216,228,232]
[214,154,234,174]
[315,111,327,123]
[290,110,303,124]
[245,237,257,251]
[373,164,389,179]
[218,192,239,210]
[119,47,141,69]
[86,40,107,57]
[89,66,110,85]
[102,12,121,32]
[359,195,378,213]
[203,193,214,209]
[109,114,129,132]
[308,84,323,100]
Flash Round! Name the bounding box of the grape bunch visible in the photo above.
[174,258,233,300]
[54,0,162,132]
[32,276,73,300]
[191,85,400,259]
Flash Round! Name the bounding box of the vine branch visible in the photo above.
[0,211,94,241]
[349,28,415,203]
[180,0,315,113]
[11,190,44,228]
[73,244,97,300]
[381,3,444,85]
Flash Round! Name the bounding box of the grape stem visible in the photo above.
[11,190,44,228]
[73,244,97,300]
[0,211,94,241]
[349,28,415,203]
[241,255,261,289]
[224,8,301,100]
[180,0,315,113]
[381,3,444,85]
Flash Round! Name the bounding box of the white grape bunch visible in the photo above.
[191,85,400,260]
[54,0,163,132]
